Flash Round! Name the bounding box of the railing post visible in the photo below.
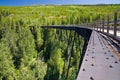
[86,23,88,27]
[102,18,104,32]
[99,23,100,31]
[107,16,109,34]
[97,23,98,31]
[100,23,101,31]
[93,24,94,30]
[114,12,117,36]
[94,23,96,30]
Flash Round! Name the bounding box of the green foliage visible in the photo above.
[46,41,64,80]
[0,40,16,80]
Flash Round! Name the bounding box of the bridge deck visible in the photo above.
[77,31,120,80]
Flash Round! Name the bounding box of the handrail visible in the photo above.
[97,19,120,24]
[92,10,120,37]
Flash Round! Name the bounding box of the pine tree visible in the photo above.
[0,39,16,80]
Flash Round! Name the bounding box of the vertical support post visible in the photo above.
[102,18,104,32]
[100,23,101,31]
[92,24,94,30]
[94,23,95,30]
[98,22,100,31]
[114,12,117,36]
[86,23,88,27]
[107,16,109,34]
[97,23,98,31]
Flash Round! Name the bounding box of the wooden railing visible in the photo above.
[92,10,120,37]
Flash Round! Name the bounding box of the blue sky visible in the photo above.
[0,0,120,6]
